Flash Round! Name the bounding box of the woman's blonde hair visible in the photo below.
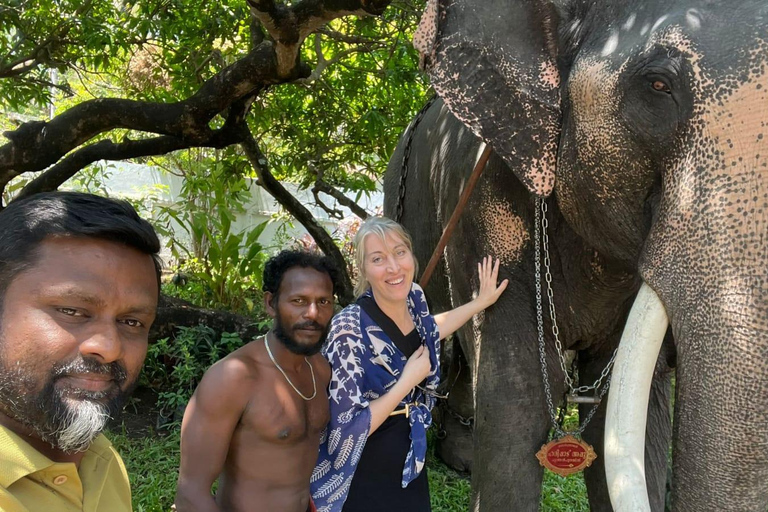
[353,216,418,297]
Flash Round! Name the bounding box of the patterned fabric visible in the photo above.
[311,283,441,512]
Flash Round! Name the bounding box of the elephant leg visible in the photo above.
[472,327,564,512]
[435,337,474,472]
[579,334,674,512]
[577,348,614,512]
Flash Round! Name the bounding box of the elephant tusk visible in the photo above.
[605,282,669,512]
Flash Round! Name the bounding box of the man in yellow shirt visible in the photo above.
[0,191,161,512]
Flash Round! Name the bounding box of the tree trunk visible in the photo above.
[150,294,264,343]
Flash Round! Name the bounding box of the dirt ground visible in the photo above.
[109,386,165,438]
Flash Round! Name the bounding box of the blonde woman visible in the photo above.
[311,216,507,512]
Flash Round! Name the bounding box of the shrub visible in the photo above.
[142,325,245,417]
[163,254,268,318]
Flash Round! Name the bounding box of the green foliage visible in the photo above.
[0,0,133,109]
[108,428,181,512]
[426,456,471,511]
[65,162,114,196]
[3,0,430,215]
[541,471,589,511]
[142,325,245,416]
[154,153,270,315]
[254,3,430,193]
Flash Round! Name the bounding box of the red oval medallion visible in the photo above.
[536,435,597,476]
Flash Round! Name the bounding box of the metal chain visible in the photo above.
[534,199,565,436]
[442,401,475,427]
[539,200,619,395]
[395,95,438,224]
[535,198,616,436]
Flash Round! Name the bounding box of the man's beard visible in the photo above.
[0,355,135,453]
[273,315,328,356]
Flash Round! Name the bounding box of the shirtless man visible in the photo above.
[174,250,340,512]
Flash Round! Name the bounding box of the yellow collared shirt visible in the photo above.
[0,424,132,512]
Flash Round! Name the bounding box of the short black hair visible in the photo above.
[0,191,162,308]
[262,250,340,304]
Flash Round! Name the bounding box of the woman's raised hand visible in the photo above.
[476,256,509,308]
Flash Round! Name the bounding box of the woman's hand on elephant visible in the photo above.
[476,255,509,308]
[433,257,509,340]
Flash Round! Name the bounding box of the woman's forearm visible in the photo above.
[367,379,415,434]
[434,298,486,340]
[435,257,508,339]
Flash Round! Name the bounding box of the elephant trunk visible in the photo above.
[670,323,768,511]
[606,281,768,511]
[604,283,669,512]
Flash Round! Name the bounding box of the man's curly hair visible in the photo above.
[262,250,341,304]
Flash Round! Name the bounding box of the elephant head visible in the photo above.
[416,0,768,510]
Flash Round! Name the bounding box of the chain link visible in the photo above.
[535,198,617,437]
[535,199,564,436]
[395,95,438,224]
[539,200,619,396]
[442,402,475,427]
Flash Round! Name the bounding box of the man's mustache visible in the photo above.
[52,357,128,385]
[293,321,325,331]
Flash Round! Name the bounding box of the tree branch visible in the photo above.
[312,187,344,219]
[0,0,94,79]
[0,41,285,188]
[312,178,369,220]
[245,0,392,76]
[317,26,380,44]
[12,99,255,203]
[294,35,379,85]
[13,138,183,202]
[240,127,355,305]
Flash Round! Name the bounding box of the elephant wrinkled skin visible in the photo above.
[384,1,768,511]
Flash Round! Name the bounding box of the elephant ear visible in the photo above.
[415,0,562,197]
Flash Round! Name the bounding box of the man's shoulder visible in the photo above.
[198,340,265,393]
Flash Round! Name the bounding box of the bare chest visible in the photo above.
[242,380,330,444]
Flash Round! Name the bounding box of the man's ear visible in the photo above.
[264,291,277,318]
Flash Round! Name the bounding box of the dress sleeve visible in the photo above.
[311,307,372,512]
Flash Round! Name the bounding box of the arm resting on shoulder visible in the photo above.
[174,358,252,512]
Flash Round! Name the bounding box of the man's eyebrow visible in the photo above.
[38,287,108,307]
[36,287,156,313]
[123,305,158,316]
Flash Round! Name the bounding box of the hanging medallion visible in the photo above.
[536,435,597,477]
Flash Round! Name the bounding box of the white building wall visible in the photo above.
[83,161,381,264]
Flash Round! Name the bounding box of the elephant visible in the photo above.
[382,1,768,511]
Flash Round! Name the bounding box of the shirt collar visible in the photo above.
[0,424,113,488]
[0,424,56,488]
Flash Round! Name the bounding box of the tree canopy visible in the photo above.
[0,0,431,303]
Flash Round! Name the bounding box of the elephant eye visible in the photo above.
[651,80,672,94]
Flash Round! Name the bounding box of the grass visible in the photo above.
[541,471,588,511]
[109,427,181,512]
[110,424,588,512]
[427,453,472,512]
